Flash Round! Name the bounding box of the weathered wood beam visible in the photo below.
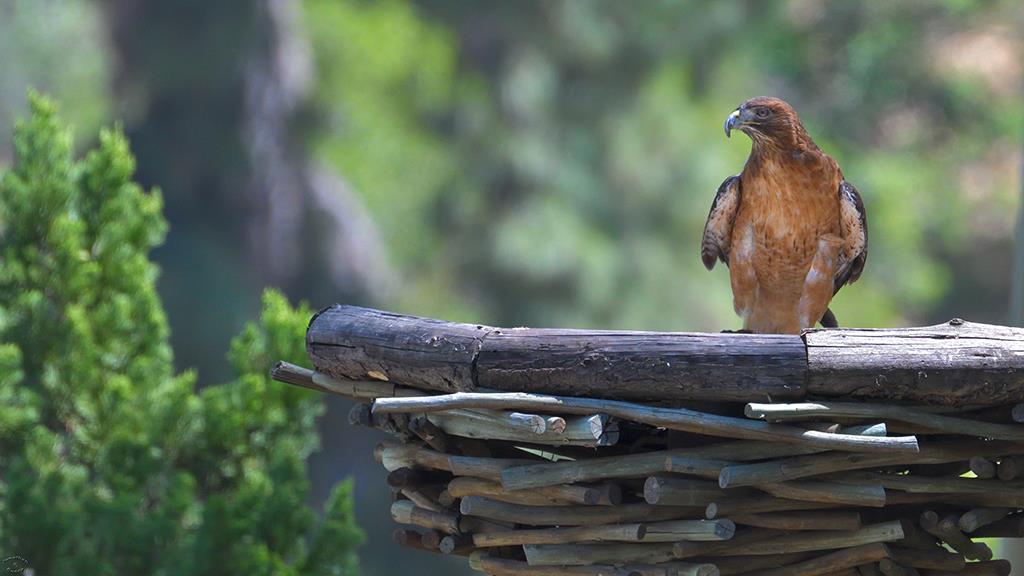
[803,321,1024,405]
[475,327,805,403]
[306,306,1024,405]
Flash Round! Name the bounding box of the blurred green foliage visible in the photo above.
[0,95,361,575]
[305,0,1022,330]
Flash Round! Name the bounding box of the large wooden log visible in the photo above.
[803,321,1024,405]
[476,328,806,402]
[306,307,1024,404]
[307,305,490,393]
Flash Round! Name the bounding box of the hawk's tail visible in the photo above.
[820,308,838,328]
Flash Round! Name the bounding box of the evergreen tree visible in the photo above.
[0,93,362,575]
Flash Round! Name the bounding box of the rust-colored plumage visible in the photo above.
[702,97,867,334]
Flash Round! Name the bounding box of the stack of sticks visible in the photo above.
[273,361,1024,576]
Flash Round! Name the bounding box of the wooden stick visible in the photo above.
[896,519,940,551]
[427,409,619,447]
[837,472,1024,501]
[920,560,1011,576]
[392,528,439,554]
[373,392,919,454]
[387,467,449,489]
[708,521,904,556]
[408,417,450,452]
[699,552,815,575]
[889,547,965,571]
[376,442,452,472]
[958,508,1013,533]
[459,516,514,534]
[622,562,721,576]
[438,534,474,555]
[729,511,862,531]
[745,401,1024,443]
[448,454,538,480]
[969,514,1024,538]
[664,456,731,479]
[272,361,426,399]
[706,497,836,518]
[459,496,700,526]
[758,543,891,576]
[468,552,632,575]
[639,519,736,542]
[421,529,442,549]
[522,542,677,566]
[400,487,445,512]
[501,441,824,490]
[448,477,567,507]
[919,512,991,562]
[546,416,567,433]
[758,481,886,507]
[673,528,784,559]
[717,441,1016,488]
[390,500,460,534]
[968,457,996,479]
[645,477,755,506]
[802,422,888,437]
[937,515,992,561]
[878,559,909,576]
[448,477,621,507]
[472,523,645,547]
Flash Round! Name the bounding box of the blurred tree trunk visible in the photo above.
[1007,99,1024,576]
[1011,133,1024,328]
[103,0,391,379]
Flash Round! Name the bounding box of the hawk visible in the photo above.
[701,96,867,334]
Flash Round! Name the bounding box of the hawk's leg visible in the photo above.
[798,235,842,330]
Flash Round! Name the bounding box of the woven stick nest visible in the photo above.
[271,305,1024,576]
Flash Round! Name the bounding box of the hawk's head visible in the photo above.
[724,97,807,149]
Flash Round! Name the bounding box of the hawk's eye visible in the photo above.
[756,108,770,119]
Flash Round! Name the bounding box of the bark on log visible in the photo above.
[803,321,1024,406]
[307,305,490,393]
[476,328,806,402]
[306,307,1024,405]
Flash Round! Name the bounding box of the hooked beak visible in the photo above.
[724,109,741,138]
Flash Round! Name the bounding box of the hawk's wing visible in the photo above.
[834,180,868,294]
[701,175,741,270]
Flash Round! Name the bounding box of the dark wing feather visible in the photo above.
[701,175,741,270]
[833,180,868,295]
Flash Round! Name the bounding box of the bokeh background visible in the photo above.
[2,0,1023,574]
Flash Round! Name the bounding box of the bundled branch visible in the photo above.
[278,306,1024,576]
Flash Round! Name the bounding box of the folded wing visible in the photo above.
[701,175,741,270]
[834,180,868,294]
